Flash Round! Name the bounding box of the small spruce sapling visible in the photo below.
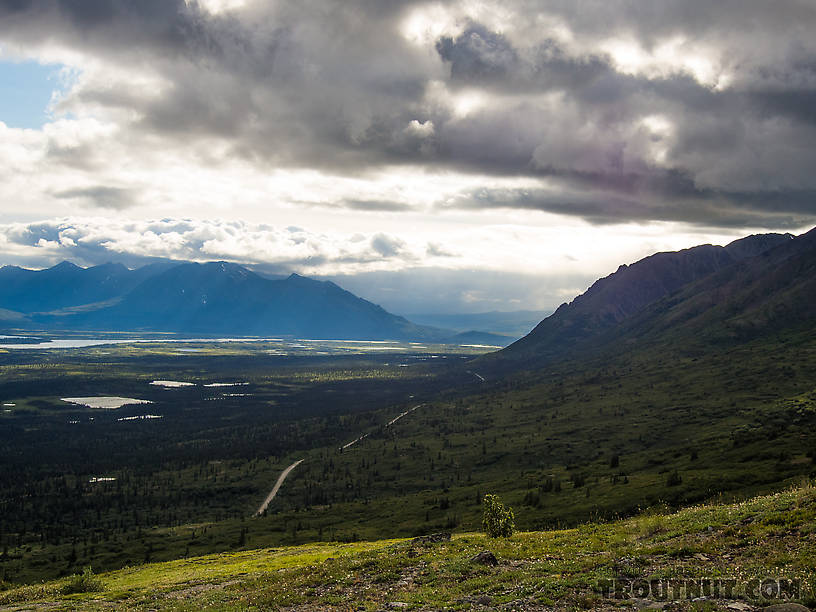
[482,494,515,538]
[61,566,104,594]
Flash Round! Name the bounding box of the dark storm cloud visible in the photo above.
[53,186,138,210]
[749,88,816,126]
[513,0,816,46]
[341,200,413,212]
[0,0,207,55]
[436,22,614,95]
[436,23,519,84]
[446,185,816,230]
[2,0,816,227]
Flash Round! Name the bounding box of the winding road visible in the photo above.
[255,459,304,516]
[467,370,486,382]
[255,403,426,515]
[385,403,422,427]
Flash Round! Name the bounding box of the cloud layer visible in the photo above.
[0,217,434,273]
[0,215,593,312]
[0,216,759,312]
[0,1,815,312]
[0,0,814,228]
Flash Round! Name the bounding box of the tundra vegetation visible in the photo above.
[0,326,814,587]
[1,483,814,610]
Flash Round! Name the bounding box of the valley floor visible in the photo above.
[1,482,814,611]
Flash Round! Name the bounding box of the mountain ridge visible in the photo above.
[481,231,800,369]
[0,260,454,341]
[611,226,816,346]
[0,229,808,346]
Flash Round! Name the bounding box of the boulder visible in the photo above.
[411,532,451,546]
[470,550,498,566]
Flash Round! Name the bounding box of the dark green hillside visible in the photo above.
[618,226,816,344]
[3,318,813,584]
[267,325,816,541]
[489,232,793,369]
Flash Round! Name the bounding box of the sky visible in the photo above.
[0,0,814,315]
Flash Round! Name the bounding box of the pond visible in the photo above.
[61,397,152,410]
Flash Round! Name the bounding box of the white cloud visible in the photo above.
[0,214,806,312]
[1,0,815,313]
[193,0,249,15]
[0,218,430,274]
[0,215,769,279]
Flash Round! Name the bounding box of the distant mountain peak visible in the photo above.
[286,272,324,286]
[724,232,794,260]
[209,261,251,276]
[51,260,81,271]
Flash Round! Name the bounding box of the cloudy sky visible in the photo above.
[0,0,814,314]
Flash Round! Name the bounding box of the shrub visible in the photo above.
[638,514,667,538]
[61,566,104,594]
[666,470,683,487]
[482,494,515,538]
[570,473,586,488]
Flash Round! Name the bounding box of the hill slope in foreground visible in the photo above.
[2,484,814,611]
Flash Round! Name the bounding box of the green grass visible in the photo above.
[2,483,814,610]
[2,329,816,584]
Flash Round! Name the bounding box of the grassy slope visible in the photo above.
[1,483,814,610]
[2,328,815,584]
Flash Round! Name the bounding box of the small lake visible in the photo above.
[0,337,285,349]
[0,335,501,353]
[61,397,153,410]
[151,380,196,388]
[204,382,249,387]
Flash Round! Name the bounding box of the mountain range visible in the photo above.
[0,261,459,341]
[1,228,813,348]
[484,229,816,371]
[402,310,546,339]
